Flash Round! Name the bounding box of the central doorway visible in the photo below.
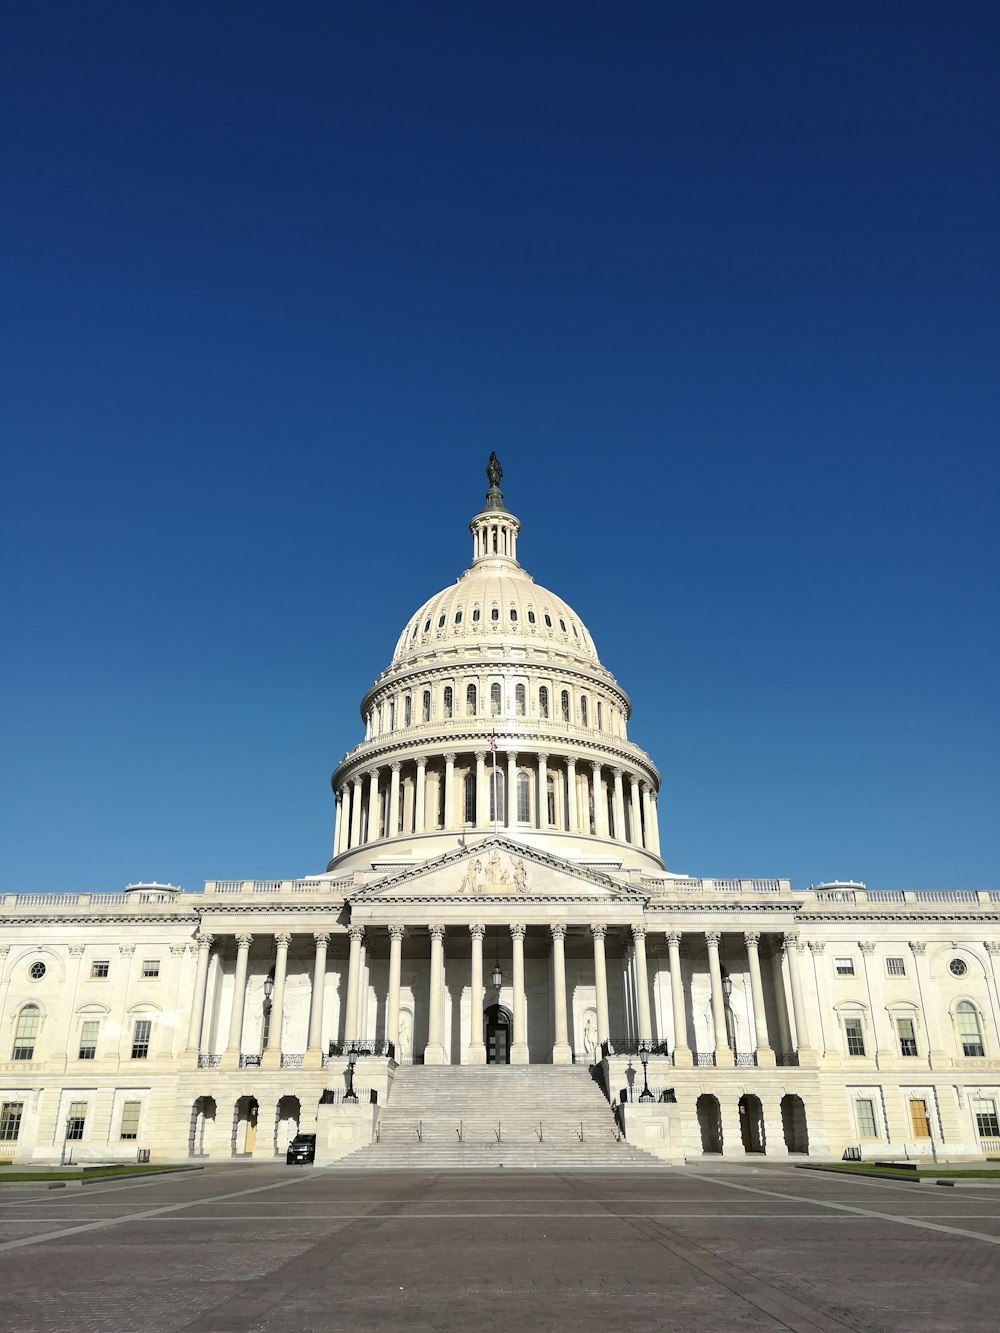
[484,1004,512,1065]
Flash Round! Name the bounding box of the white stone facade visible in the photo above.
[3,461,999,1165]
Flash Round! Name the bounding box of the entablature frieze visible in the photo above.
[334,729,660,789]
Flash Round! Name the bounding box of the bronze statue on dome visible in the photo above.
[485,452,505,509]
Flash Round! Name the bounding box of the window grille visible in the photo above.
[515,684,525,717]
[560,690,570,722]
[490,682,501,716]
[120,1102,141,1141]
[886,957,906,977]
[516,772,530,822]
[855,1098,878,1138]
[489,770,506,823]
[79,1020,99,1060]
[974,1098,1000,1138]
[403,696,411,726]
[141,960,159,979]
[13,1005,39,1061]
[131,1019,152,1060]
[844,1018,866,1056]
[957,1003,985,1056]
[580,697,588,727]
[896,1017,918,1057]
[422,691,431,722]
[464,774,476,825]
[538,686,549,719]
[0,1102,24,1142]
[466,684,477,717]
[66,1102,87,1141]
[443,686,453,719]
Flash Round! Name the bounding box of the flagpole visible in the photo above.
[491,731,499,836]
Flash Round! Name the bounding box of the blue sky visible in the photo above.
[2,2,997,893]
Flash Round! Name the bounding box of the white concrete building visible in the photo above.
[3,457,999,1166]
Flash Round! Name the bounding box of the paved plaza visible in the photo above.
[1,1163,999,1331]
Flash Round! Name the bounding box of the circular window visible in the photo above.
[28,961,46,981]
[949,958,968,978]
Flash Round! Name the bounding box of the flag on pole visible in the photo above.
[488,731,498,754]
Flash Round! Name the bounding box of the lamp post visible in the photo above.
[263,971,274,1054]
[638,1050,654,1103]
[344,1050,358,1103]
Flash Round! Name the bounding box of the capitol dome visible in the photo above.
[329,455,663,874]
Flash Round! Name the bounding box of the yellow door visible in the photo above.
[909,1099,930,1138]
[245,1101,258,1153]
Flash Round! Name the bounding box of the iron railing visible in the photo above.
[197,1054,221,1068]
[327,1040,396,1060]
[604,1038,672,1057]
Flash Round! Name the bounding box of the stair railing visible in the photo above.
[495,1121,502,1143]
[577,1122,584,1142]
[457,1120,463,1143]
[536,1121,543,1142]
[417,1120,422,1143]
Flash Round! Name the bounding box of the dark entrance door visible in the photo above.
[484,1004,512,1065]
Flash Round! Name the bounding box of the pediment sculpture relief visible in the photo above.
[459,847,529,896]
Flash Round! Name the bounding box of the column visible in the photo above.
[641,782,654,851]
[350,775,363,847]
[591,924,610,1051]
[611,768,626,842]
[364,768,380,843]
[550,924,571,1064]
[628,776,643,847]
[510,923,529,1063]
[565,758,579,831]
[744,931,775,1067]
[592,763,608,838]
[466,924,486,1065]
[783,934,816,1065]
[222,933,253,1069]
[632,926,652,1044]
[388,762,402,837]
[304,932,329,1069]
[536,753,549,827]
[261,932,291,1068]
[185,932,214,1056]
[343,926,364,1043]
[424,925,446,1064]
[386,926,404,1055]
[506,750,518,827]
[475,751,488,827]
[706,931,734,1066]
[333,791,345,857]
[443,753,456,829]
[648,789,661,855]
[355,937,369,1040]
[415,759,427,834]
[667,931,692,1064]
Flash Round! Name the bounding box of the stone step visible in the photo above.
[329,1142,667,1170]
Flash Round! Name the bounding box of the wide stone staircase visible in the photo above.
[328,1064,666,1169]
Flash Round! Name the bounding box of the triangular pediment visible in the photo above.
[348,837,647,903]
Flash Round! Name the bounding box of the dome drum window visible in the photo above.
[466,684,477,717]
[443,687,454,719]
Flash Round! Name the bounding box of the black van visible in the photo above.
[285,1133,316,1165]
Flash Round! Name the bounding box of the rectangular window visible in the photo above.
[855,1098,878,1139]
[0,1102,24,1142]
[141,960,160,979]
[78,1020,99,1060]
[119,1102,141,1141]
[973,1098,1000,1138]
[909,1098,931,1138]
[65,1102,87,1141]
[896,1018,918,1057]
[844,1018,866,1056]
[885,957,906,977]
[91,960,110,979]
[835,958,855,976]
[131,1019,152,1060]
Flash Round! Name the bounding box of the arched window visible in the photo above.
[13,1004,40,1061]
[422,690,431,723]
[957,1002,985,1057]
[580,696,588,727]
[596,700,603,730]
[544,613,552,628]
[437,614,446,629]
[560,690,570,723]
[377,705,384,735]
[472,607,481,623]
[466,684,477,717]
[389,700,396,730]
[454,608,463,624]
[490,769,506,822]
[559,618,566,632]
[423,619,430,633]
[527,610,536,624]
[491,607,499,622]
[490,682,502,716]
[403,696,412,726]
[539,686,549,719]
[546,774,556,826]
[515,684,526,716]
[464,774,476,825]
[517,771,530,822]
[509,608,517,622]
[443,686,453,719]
